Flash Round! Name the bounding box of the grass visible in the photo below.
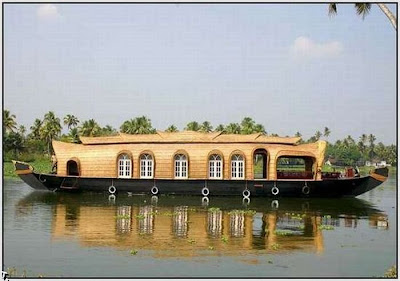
[4,158,52,178]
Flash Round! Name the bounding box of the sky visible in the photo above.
[4,3,397,144]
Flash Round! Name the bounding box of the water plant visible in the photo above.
[318,225,335,230]
[115,214,131,219]
[208,207,221,212]
[208,246,215,250]
[270,243,280,250]
[135,214,145,220]
[130,249,138,255]
[221,236,229,243]
[274,230,295,236]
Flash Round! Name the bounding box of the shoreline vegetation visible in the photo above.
[3,110,397,178]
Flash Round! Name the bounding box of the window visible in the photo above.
[209,154,223,179]
[231,154,244,179]
[174,154,188,179]
[118,154,132,178]
[140,154,154,179]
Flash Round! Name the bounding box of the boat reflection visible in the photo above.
[16,192,389,257]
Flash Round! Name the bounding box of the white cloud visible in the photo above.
[37,4,60,20]
[290,36,343,60]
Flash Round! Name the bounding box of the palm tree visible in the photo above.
[368,134,377,159]
[184,121,200,131]
[18,125,26,137]
[240,117,256,134]
[101,125,118,136]
[68,127,81,143]
[360,134,368,144]
[79,119,101,137]
[328,3,396,30]
[3,110,17,132]
[315,131,322,141]
[214,124,225,133]
[323,127,331,139]
[165,125,178,132]
[253,123,266,134]
[120,116,156,134]
[29,118,42,140]
[63,114,79,130]
[200,121,213,133]
[225,123,241,134]
[40,111,62,155]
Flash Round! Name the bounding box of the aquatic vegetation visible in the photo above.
[270,243,280,250]
[318,225,335,230]
[115,214,131,219]
[208,246,215,250]
[130,249,138,255]
[274,230,295,236]
[188,239,196,244]
[135,214,145,220]
[228,209,256,216]
[383,265,397,278]
[221,236,229,243]
[208,207,221,212]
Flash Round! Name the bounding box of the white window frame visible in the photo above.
[118,154,132,178]
[174,154,188,179]
[231,154,244,180]
[140,154,154,179]
[209,154,223,179]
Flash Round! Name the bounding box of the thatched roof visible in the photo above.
[79,131,301,145]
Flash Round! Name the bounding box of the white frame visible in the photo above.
[209,154,223,179]
[231,154,244,179]
[174,154,188,179]
[118,153,132,178]
[140,153,154,179]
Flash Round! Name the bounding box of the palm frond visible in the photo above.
[328,3,337,16]
[355,3,371,19]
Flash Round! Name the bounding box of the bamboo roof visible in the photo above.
[79,131,301,145]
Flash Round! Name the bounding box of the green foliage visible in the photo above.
[274,230,296,236]
[120,116,156,134]
[184,121,200,131]
[165,125,178,132]
[318,225,335,231]
[79,119,102,137]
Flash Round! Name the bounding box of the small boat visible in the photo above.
[13,131,388,198]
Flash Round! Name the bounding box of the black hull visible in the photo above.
[14,161,388,198]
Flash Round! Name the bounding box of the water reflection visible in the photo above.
[16,192,389,257]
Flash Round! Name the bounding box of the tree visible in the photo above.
[63,114,79,130]
[68,127,81,143]
[18,125,26,137]
[200,121,213,133]
[79,119,102,137]
[40,111,62,155]
[315,131,322,141]
[184,121,200,131]
[120,116,156,134]
[328,3,397,30]
[100,125,118,136]
[253,124,266,134]
[323,127,331,139]
[225,123,241,134]
[165,125,178,132]
[240,117,256,134]
[3,110,17,132]
[4,131,24,158]
[29,118,43,140]
[215,124,225,133]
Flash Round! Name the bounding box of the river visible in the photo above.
[3,170,397,278]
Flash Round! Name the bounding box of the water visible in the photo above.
[3,170,397,278]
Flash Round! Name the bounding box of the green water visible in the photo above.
[3,170,396,278]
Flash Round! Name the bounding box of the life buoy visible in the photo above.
[151,186,159,195]
[202,196,209,205]
[271,186,279,196]
[302,185,310,195]
[202,187,210,197]
[271,200,279,209]
[108,185,116,194]
[242,189,251,198]
[151,195,158,204]
[108,194,116,202]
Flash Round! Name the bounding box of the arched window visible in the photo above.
[174,154,188,179]
[118,153,132,178]
[140,154,154,179]
[209,154,223,179]
[231,154,244,179]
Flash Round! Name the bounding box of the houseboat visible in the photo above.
[13,131,388,197]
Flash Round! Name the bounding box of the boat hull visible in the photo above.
[13,161,388,198]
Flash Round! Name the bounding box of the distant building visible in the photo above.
[365,160,387,168]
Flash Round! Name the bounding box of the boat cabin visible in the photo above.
[52,131,327,181]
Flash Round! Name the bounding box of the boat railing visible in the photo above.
[276,171,314,179]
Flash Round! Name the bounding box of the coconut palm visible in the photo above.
[29,118,42,140]
[328,3,396,30]
[323,127,331,139]
[184,121,200,131]
[225,123,241,134]
[240,117,256,134]
[165,125,178,132]
[68,127,81,143]
[79,119,102,137]
[315,131,322,141]
[40,111,62,155]
[18,125,26,136]
[120,116,156,134]
[100,125,117,136]
[63,114,79,130]
[214,124,225,133]
[360,134,368,144]
[200,121,213,133]
[3,110,17,132]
